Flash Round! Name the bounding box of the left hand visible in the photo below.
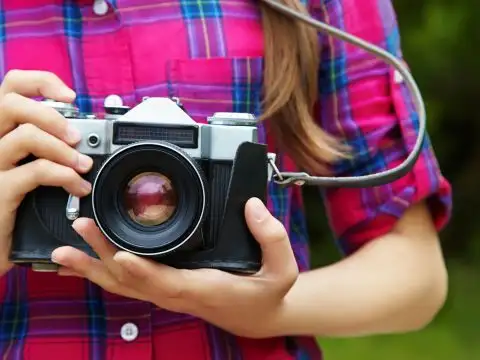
[51,197,299,338]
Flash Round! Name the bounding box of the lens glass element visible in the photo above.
[124,172,177,226]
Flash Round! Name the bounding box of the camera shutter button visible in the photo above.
[120,322,139,342]
[104,94,124,108]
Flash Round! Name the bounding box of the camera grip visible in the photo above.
[160,142,266,274]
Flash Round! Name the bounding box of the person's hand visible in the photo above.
[51,197,299,338]
[0,70,94,276]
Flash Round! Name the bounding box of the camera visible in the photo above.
[10,96,276,274]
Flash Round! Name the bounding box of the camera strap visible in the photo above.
[266,155,409,188]
[263,0,426,189]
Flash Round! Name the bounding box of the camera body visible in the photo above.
[10,97,275,274]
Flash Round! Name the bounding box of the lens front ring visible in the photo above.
[91,141,207,256]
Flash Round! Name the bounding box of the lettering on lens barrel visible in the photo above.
[10,97,275,275]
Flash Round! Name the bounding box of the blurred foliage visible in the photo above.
[392,0,480,261]
[302,0,480,358]
[319,263,480,359]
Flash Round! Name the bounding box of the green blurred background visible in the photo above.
[303,1,480,358]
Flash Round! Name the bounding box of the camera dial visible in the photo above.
[207,112,257,126]
[41,99,79,119]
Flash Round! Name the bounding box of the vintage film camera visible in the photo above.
[10,96,277,274]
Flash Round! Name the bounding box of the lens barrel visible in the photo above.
[91,141,207,256]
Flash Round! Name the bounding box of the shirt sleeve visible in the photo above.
[308,0,453,255]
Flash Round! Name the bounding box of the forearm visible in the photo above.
[269,226,448,338]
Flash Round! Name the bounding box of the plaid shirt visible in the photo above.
[0,0,452,359]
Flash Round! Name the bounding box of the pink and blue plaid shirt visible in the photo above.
[0,0,452,359]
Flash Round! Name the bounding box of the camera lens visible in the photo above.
[91,141,207,256]
[124,172,177,226]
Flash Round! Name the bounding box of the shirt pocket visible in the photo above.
[165,56,293,225]
[165,57,264,123]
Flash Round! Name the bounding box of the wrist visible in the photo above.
[257,274,314,338]
[268,298,299,338]
[246,293,300,339]
[237,304,290,339]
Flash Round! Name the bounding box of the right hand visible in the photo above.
[0,70,94,276]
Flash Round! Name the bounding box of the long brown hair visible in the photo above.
[259,0,348,174]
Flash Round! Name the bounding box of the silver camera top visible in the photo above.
[207,112,257,126]
[40,96,259,161]
[39,96,273,225]
[42,99,80,118]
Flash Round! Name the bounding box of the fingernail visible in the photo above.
[77,153,93,171]
[62,88,76,100]
[250,198,267,221]
[51,251,62,264]
[66,126,81,143]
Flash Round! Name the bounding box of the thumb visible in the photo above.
[245,197,297,277]
[0,70,76,102]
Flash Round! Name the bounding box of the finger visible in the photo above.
[0,92,81,144]
[113,252,254,313]
[2,159,91,205]
[0,70,76,102]
[113,252,193,300]
[57,267,82,277]
[71,217,125,279]
[244,198,298,281]
[0,123,93,172]
[52,247,150,302]
[52,246,119,289]
[72,218,117,259]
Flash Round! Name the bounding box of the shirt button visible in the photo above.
[120,322,139,342]
[93,0,109,16]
